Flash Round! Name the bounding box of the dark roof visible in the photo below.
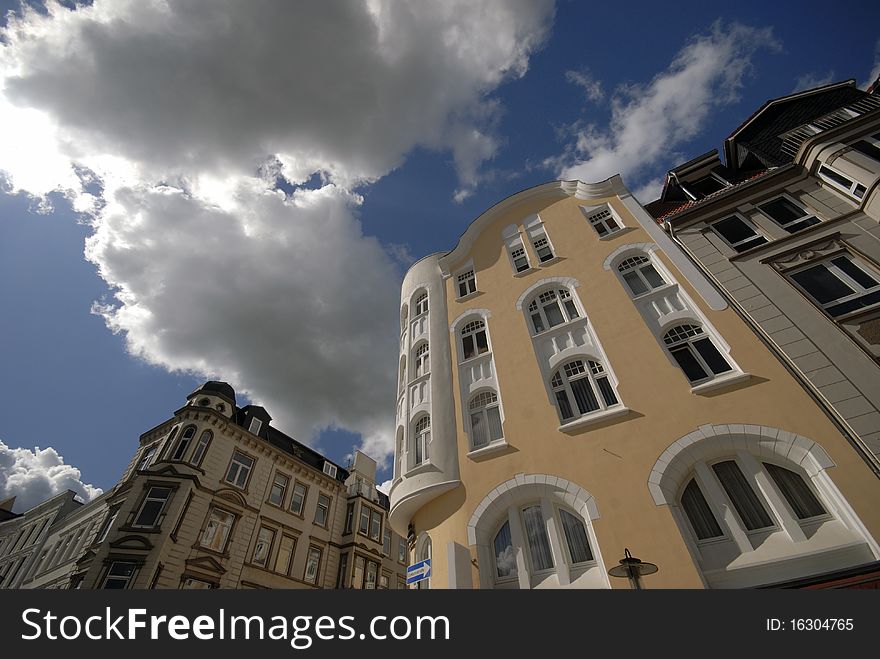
[724,80,867,171]
[264,426,348,483]
[647,169,772,222]
[188,381,237,404]
[0,509,21,522]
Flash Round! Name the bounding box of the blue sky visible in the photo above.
[0,0,878,511]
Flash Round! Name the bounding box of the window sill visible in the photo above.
[690,372,751,395]
[456,291,480,303]
[466,440,509,460]
[598,229,625,241]
[403,462,439,478]
[538,256,562,267]
[558,406,630,434]
[514,267,538,278]
[458,350,492,367]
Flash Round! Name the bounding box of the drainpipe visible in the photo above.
[662,218,880,479]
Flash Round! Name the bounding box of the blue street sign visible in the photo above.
[406,558,431,584]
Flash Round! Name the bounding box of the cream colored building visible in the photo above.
[4,381,406,589]
[388,176,880,589]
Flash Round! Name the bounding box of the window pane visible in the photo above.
[681,479,723,540]
[570,377,599,415]
[475,330,489,354]
[641,264,665,288]
[462,335,475,360]
[670,346,709,383]
[252,527,274,566]
[760,198,805,226]
[596,376,618,407]
[693,338,732,375]
[544,302,565,327]
[623,271,648,296]
[531,313,545,334]
[493,521,517,579]
[831,257,878,290]
[471,412,488,448]
[559,510,593,564]
[521,506,554,571]
[555,390,574,421]
[791,265,854,304]
[714,216,757,243]
[487,406,503,441]
[291,484,306,515]
[359,506,370,534]
[764,463,826,520]
[712,461,774,531]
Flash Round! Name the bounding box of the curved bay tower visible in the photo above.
[388,176,880,589]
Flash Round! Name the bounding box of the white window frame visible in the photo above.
[786,253,880,318]
[225,450,255,489]
[200,507,235,553]
[189,430,212,466]
[817,163,867,200]
[251,526,275,567]
[526,288,581,335]
[581,204,623,238]
[132,486,172,528]
[509,242,531,273]
[459,318,490,362]
[681,172,731,200]
[550,359,620,423]
[322,462,338,478]
[531,232,556,264]
[662,323,734,386]
[413,292,428,316]
[456,269,477,299]
[290,481,308,516]
[170,425,196,461]
[248,417,263,435]
[413,341,430,377]
[413,415,430,466]
[468,390,504,450]
[315,493,331,527]
[756,194,821,234]
[617,254,667,297]
[710,214,768,253]
[304,546,322,584]
[137,444,159,471]
[101,562,138,589]
[268,471,289,507]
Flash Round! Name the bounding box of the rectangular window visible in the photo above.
[248,417,263,435]
[290,482,308,516]
[137,445,158,471]
[521,505,554,571]
[352,555,365,589]
[379,573,390,589]
[457,270,476,298]
[315,493,331,527]
[532,236,554,262]
[336,552,349,588]
[510,245,530,272]
[133,486,172,528]
[344,502,355,535]
[383,528,392,556]
[584,206,621,237]
[200,508,235,553]
[681,480,723,540]
[398,538,407,564]
[225,451,255,489]
[712,460,774,531]
[711,215,768,252]
[365,561,378,589]
[275,534,297,576]
[322,462,338,478]
[370,508,382,542]
[268,472,289,507]
[102,562,137,589]
[758,197,821,233]
[189,431,211,466]
[685,175,728,198]
[304,546,322,584]
[789,254,880,317]
[96,508,119,544]
[251,527,275,567]
[359,505,371,535]
[818,164,866,199]
[181,577,215,589]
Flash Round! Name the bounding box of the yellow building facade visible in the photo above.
[388,176,880,589]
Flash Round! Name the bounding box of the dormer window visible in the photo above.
[683,174,728,199]
[248,417,262,435]
[323,462,338,478]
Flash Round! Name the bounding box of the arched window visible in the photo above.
[413,416,430,465]
[414,293,428,316]
[550,359,618,422]
[662,324,732,384]
[413,342,429,377]
[398,357,407,393]
[189,430,212,467]
[414,534,432,589]
[617,255,666,296]
[527,288,579,335]
[469,391,503,448]
[460,319,489,361]
[395,428,404,479]
[171,425,196,461]
[493,521,517,581]
[400,304,408,333]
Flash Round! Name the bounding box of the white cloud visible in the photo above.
[792,71,835,93]
[0,440,102,513]
[551,21,780,189]
[377,479,393,496]
[565,68,604,103]
[0,0,554,465]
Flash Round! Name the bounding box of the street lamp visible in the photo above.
[607,548,658,589]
